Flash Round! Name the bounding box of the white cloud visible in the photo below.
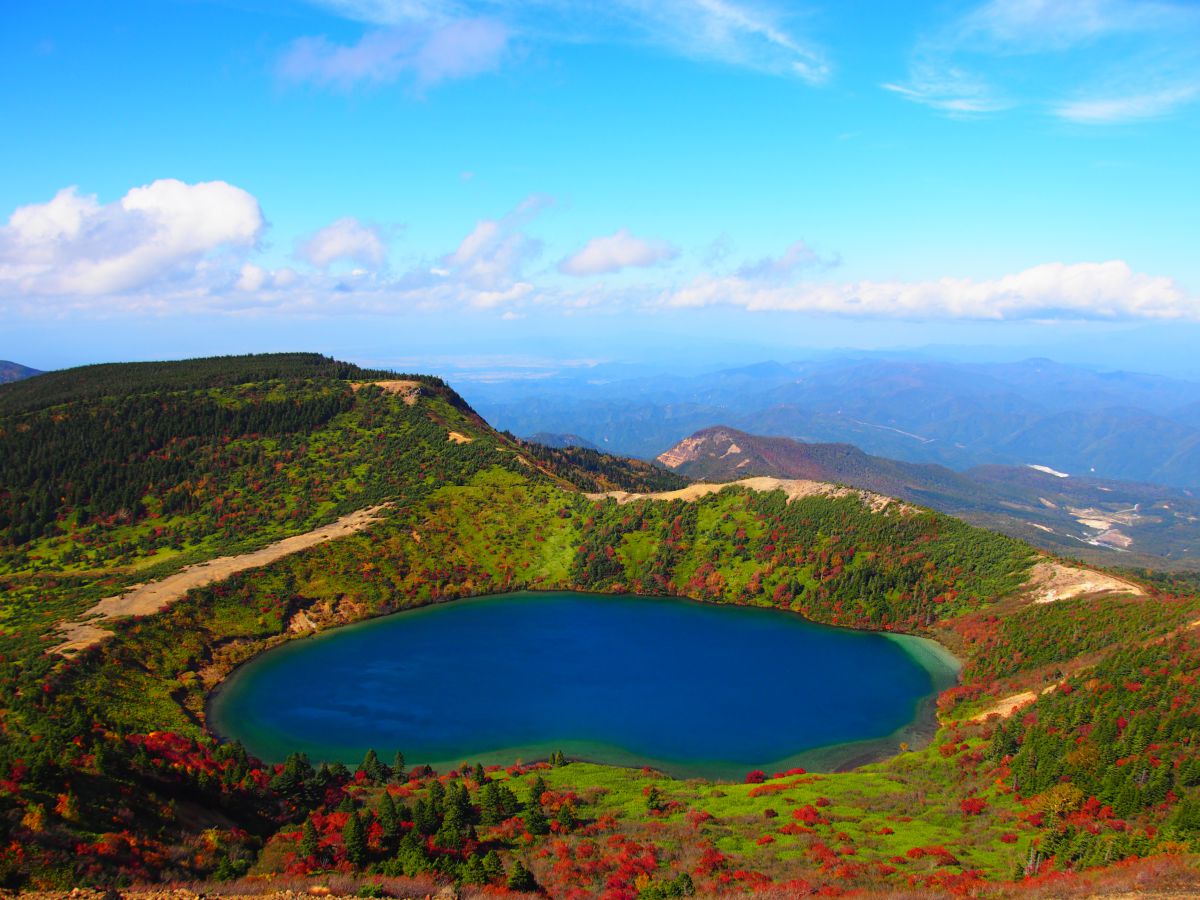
[956,0,1177,51]
[558,228,677,276]
[663,260,1195,320]
[307,1,447,25]
[611,0,830,83]
[473,281,535,308]
[298,217,388,268]
[235,263,268,292]
[0,179,262,296]
[6,181,1190,325]
[452,220,501,267]
[295,0,829,87]
[438,195,549,295]
[1054,84,1200,123]
[279,18,508,89]
[886,0,1200,123]
[881,63,1010,115]
[735,239,836,281]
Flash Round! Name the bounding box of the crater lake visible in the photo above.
[209,591,958,779]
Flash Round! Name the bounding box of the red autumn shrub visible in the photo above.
[960,796,988,816]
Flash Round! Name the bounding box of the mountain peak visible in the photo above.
[0,360,40,385]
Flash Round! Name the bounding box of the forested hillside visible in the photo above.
[0,353,392,416]
[1,355,1199,897]
[0,354,675,576]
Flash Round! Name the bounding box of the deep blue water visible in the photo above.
[209,591,954,778]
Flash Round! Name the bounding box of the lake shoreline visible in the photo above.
[206,589,965,780]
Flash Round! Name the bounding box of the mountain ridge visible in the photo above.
[658,425,1200,565]
[466,356,1200,488]
[0,359,40,384]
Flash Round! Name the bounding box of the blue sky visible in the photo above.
[2,0,1199,374]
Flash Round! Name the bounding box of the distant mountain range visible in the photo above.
[464,356,1200,490]
[658,425,1200,566]
[0,360,39,384]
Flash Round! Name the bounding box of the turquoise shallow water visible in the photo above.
[209,591,957,779]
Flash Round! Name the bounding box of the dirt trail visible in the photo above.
[52,504,391,656]
[968,686,1060,723]
[586,476,904,513]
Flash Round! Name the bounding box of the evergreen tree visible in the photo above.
[460,853,487,885]
[413,798,439,836]
[342,809,367,867]
[378,792,400,844]
[437,799,470,849]
[429,779,447,814]
[482,850,505,883]
[391,832,431,878]
[272,751,316,799]
[645,785,664,812]
[300,818,320,860]
[527,775,548,806]
[392,750,406,779]
[507,860,538,892]
[359,748,388,782]
[1169,797,1200,840]
[671,873,696,897]
[480,782,506,826]
[447,781,475,824]
[555,801,577,832]
[524,799,550,836]
[92,740,113,777]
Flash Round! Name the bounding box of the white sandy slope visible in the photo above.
[585,476,906,513]
[52,504,391,655]
[1023,559,1145,604]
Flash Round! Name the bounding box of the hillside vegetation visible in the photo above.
[1,355,1199,897]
